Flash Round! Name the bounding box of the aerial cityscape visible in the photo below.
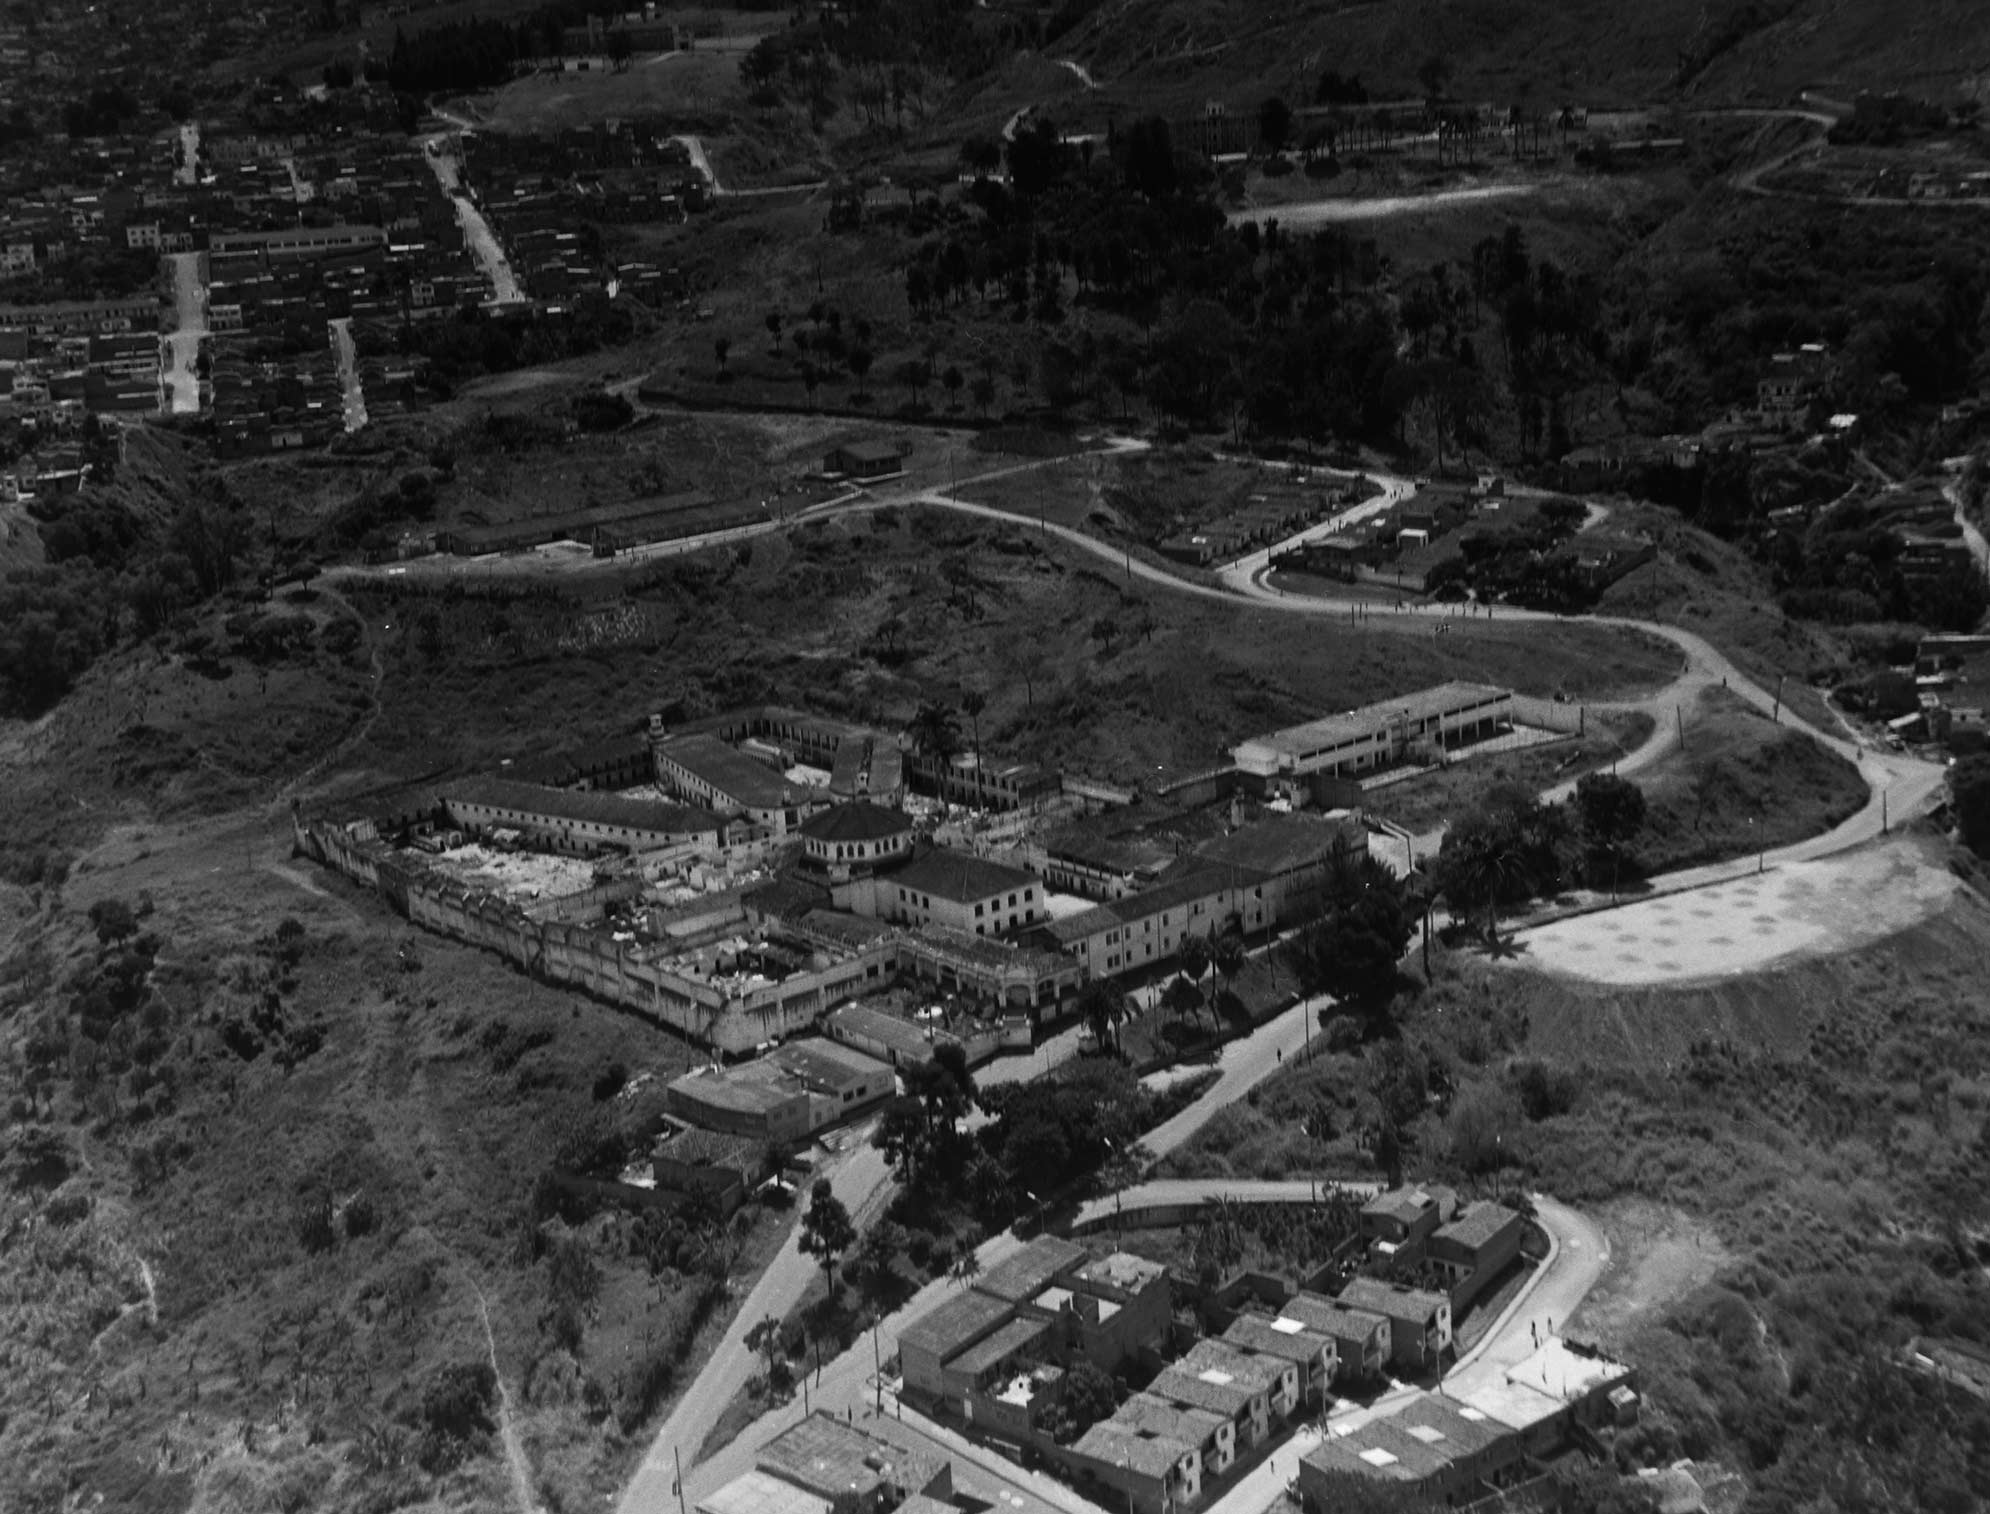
[7,2,1990,1512]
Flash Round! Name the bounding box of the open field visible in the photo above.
[330,503,1677,797]
[1630,686,1868,876]
[471,37,775,138]
[1373,711,1654,834]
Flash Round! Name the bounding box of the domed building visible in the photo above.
[798,800,915,881]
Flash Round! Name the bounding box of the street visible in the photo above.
[419,132,526,305]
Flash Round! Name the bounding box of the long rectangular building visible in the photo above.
[1232,683,1513,787]
[440,775,725,852]
[653,732,828,835]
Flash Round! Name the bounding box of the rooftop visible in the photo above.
[655,1127,760,1170]
[1114,1393,1227,1448]
[1073,1251,1169,1296]
[1277,1293,1390,1341]
[1362,1186,1444,1226]
[767,1038,892,1094]
[974,1235,1087,1303]
[757,1411,942,1502]
[945,1315,1054,1380]
[1337,1277,1449,1324]
[889,848,1041,906]
[900,1288,1013,1360]
[440,775,724,837]
[1189,813,1364,876]
[1433,1201,1523,1252]
[697,1470,834,1514]
[658,732,817,811]
[828,1003,943,1064]
[801,801,914,844]
[1236,682,1512,763]
[1071,1420,1193,1479]
[1222,1315,1334,1366]
[668,1062,805,1118]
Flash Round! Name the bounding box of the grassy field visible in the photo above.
[332,503,1676,796]
[1595,502,1847,733]
[1630,686,1867,876]
[472,35,775,138]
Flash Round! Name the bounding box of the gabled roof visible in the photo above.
[888,848,1039,905]
[440,775,723,836]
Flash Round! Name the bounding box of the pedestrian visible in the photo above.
[1276,1048,1282,1063]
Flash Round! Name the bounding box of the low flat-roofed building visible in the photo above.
[766,1038,895,1123]
[949,1315,1057,1409]
[756,1411,951,1514]
[1336,1278,1453,1371]
[975,1235,1088,1304]
[826,1002,947,1068]
[698,1469,834,1514]
[666,1063,812,1145]
[901,1289,1016,1403]
[1231,683,1514,790]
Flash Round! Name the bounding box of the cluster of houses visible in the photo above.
[456,122,695,308]
[887,1189,1627,1514]
[1157,478,1364,569]
[0,89,500,455]
[0,297,163,428]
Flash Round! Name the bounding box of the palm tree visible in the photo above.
[960,689,987,804]
[1078,978,1130,1055]
[909,700,960,769]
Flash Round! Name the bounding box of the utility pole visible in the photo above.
[1772,674,1785,724]
[674,1446,687,1514]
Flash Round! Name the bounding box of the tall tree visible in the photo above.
[799,1179,855,1296]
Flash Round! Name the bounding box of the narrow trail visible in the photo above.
[468,1274,541,1514]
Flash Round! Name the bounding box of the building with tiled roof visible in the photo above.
[841,847,1045,939]
[654,731,828,835]
[799,801,914,879]
[439,775,725,852]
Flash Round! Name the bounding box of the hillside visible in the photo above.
[1056,0,1990,112]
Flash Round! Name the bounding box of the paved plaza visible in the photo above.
[1512,843,1960,986]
